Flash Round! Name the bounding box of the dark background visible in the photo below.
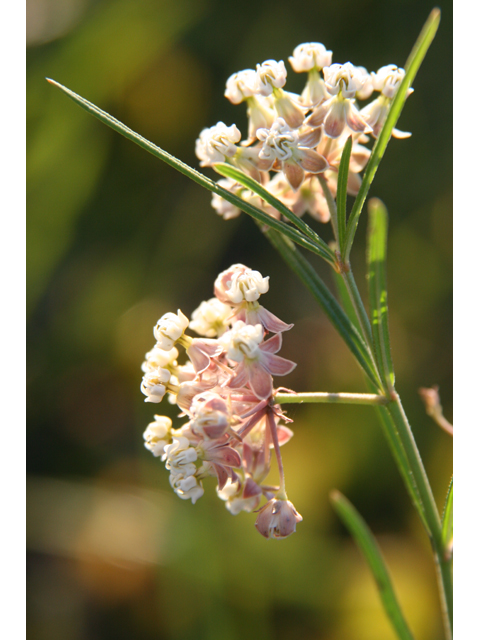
[27,1,452,638]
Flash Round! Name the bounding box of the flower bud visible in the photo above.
[214,264,269,304]
[143,415,173,456]
[254,498,303,539]
[256,60,287,96]
[140,368,171,403]
[195,122,241,167]
[190,297,233,337]
[289,43,332,73]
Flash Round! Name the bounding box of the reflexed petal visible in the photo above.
[274,94,305,129]
[260,332,282,354]
[306,100,330,127]
[297,148,329,173]
[276,425,294,446]
[392,127,412,139]
[256,306,294,333]
[214,463,230,490]
[207,445,242,467]
[283,160,305,191]
[243,477,262,498]
[298,126,322,148]
[347,172,362,195]
[261,351,297,376]
[247,360,273,399]
[345,101,370,134]
[324,99,346,138]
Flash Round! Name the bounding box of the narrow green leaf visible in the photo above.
[367,198,395,390]
[214,163,335,264]
[343,8,441,260]
[263,228,381,388]
[336,135,352,251]
[331,491,416,640]
[46,78,335,266]
[441,478,453,553]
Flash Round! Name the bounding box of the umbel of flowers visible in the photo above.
[197,44,410,224]
[141,264,302,539]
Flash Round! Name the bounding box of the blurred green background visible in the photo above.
[27,0,452,638]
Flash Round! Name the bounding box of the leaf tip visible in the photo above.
[329,489,343,504]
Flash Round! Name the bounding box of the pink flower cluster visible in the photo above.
[141,264,302,538]
[197,45,411,224]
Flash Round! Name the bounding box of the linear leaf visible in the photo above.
[336,135,352,252]
[214,163,335,264]
[331,491,415,640]
[343,8,441,259]
[441,477,453,552]
[263,229,381,388]
[46,79,334,266]
[332,270,363,336]
[367,198,395,390]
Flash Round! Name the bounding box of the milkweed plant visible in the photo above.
[48,8,452,639]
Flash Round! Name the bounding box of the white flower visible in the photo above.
[323,62,368,99]
[256,60,287,96]
[354,66,374,100]
[140,368,171,403]
[225,69,258,104]
[257,118,300,163]
[211,178,243,220]
[190,297,233,337]
[219,321,264,363]
[289,42,332,73]
[154,310,189,351]
[164,436,198,470]
[214,264,269,304]
[143,415,173,456]
[169,472,204,504]
[217,479,260,515]
[141,345,178,373]
[372,64,406,99]
[195,122,241,167]
[190,392,231,440]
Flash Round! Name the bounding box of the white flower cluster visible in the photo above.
[141,265,301,537]
[195,43,411,224]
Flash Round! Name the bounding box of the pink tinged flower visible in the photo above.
[154,310,189,351]
[288,43,332,73]
[190,392,232,440]
[222,324,296,400]
[273,91,306,130]
[201,442,242,468]
[323,62,368,99]
[140,368,171,403]
[195,122,242,167]
[217,479,261,515]
[233,146,273,183]
[354,66,374,100]
[224,69,258,104]
[255,60,287,96]
[360,95,411,140]
[215,264,270,305]
[257,118,328,190]
[143,415,173,456]
[254,498,303,539]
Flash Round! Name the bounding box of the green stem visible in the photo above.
[342,265,375,354]
[274,392,388,406]
[386,395,452,637]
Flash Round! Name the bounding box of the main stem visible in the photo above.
[274,392,388,405]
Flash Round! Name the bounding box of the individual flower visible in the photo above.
[164,436,198,471]
[307,63,372,137]
[214,264,269,304]
[360,65,412,138]
[257,118,328,190]
[211,178,243,220]
[140,368,172,403]
[288,42,332,73]
[141,345,178,373]
[221,322,296,399]
[169,471,204,504]
[143,415,173,456]
[217,479,262,515]
[224,69,258,104]
[195,122,241,167]
[254,497,303,539]
[255,60,288,96]
[354,66,374,100]
[190,297,233,337]
[190,392,232,440]
[154,310,189,351]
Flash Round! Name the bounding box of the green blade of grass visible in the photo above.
[46,78,334,266]
[441,477,453,554]
[330,491,415,640]
[366,198,395,391]
[343,8,441,260]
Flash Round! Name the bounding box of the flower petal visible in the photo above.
[297,148,329,173]
[261,351,297,376]
[283,160,305,191]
